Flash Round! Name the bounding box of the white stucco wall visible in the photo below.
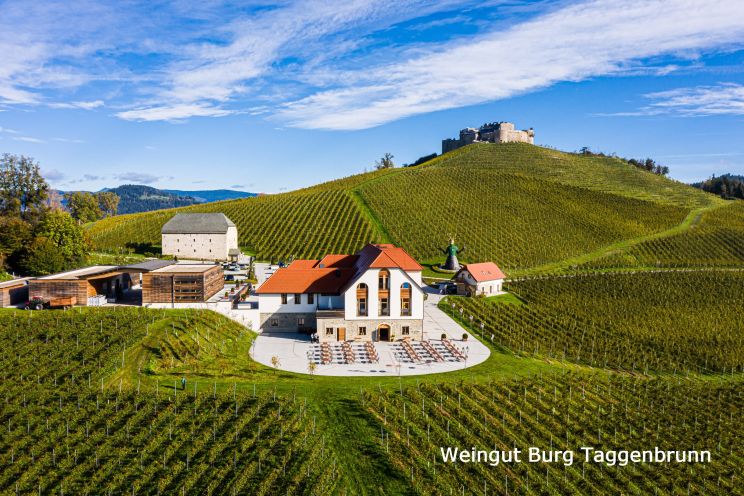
[258,293,319,313]
[162,230,238,261]
[476,280,503,295]
[343,268,423,321]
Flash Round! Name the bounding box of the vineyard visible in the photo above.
[581,201,744,270]
[86,143,719,269]
[362,373,743,495]
[442,270,744,373]
[0,308,342,495]
[87,189,381,262]
[358,165,688,268]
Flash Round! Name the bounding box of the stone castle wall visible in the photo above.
[442,121,534,153]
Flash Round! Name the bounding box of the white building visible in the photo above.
[455,262,505,296]
[256,244,424,342]
[161,213,239,261]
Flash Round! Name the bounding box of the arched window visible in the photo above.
[400,282,411,316]
[356,283,368,316]
[378,269,390,290]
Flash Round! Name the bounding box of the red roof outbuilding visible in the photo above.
[461,262,506,282]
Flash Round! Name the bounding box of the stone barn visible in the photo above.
[161,213,239,261]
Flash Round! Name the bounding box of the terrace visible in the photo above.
[250,287,490,376]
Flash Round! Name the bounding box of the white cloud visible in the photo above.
[124,0,474,121]
[43,169,66,181]
[49,100,104,110]
[644,83,744,116]
[116,103,234,122]
[277,0,744,129]
[114,172,161,184]
[2,0,744,127]
[13,136,45,143]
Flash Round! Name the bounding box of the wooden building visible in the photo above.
[28,266,130,306]
[142,264,223,305]
[0,278,30,308]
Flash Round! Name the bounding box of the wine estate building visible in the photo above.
[161,213,239,261]
[256,243,424,342]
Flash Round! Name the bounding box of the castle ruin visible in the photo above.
[442,122,534,154]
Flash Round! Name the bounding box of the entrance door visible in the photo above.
[337,327,346,341]
[378,325,390,342]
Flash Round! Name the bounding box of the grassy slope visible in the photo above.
[87,143,722,273]
[580,200,744,270]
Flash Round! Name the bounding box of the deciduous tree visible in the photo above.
[34,210,89,267]
[97,191,120,217]
[0,153,49,221]
[375,152,395,170]
[65,191,103,223]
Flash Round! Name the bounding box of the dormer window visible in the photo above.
[378,269,390,290]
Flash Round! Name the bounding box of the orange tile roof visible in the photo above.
[359,244,422,271]
[255,268,356,294]
[256,244,421,294]
[288,259,320,269]
[463,262,505,282]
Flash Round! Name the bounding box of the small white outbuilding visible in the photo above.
[455,262,506,296]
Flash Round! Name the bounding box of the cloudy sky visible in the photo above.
[1,0,744,191]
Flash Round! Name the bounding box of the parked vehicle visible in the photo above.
[24,296,76,310]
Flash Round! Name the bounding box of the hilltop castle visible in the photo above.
[442,121,534,154]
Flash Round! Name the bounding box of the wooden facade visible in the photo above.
[28,279,90,305]
[27,268,129,307]
[0,280,29,308]
[142,265,223,304]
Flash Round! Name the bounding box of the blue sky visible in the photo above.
[1,0,744,192]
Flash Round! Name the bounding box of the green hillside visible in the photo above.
[87,143,725,271]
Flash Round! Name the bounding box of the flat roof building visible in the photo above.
[0,278,30,308]
[142,263,224,305]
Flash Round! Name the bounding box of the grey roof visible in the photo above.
[120,259,174,272]
[161,213,236,234]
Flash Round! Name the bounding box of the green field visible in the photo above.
[87,143,728,272]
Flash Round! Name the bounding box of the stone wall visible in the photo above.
[316,317,423,342]
[441,122,534,153]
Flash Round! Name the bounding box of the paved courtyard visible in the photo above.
[250,288,490,376]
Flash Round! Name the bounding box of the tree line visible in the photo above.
[0,153,92,276]
[692,174,744,200]
[577,147,670,176]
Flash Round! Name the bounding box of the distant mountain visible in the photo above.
[163,189,256,203]
[104,185,201,214]
[57,185,257,215]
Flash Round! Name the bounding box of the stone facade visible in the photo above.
[442,121,534,153]
[161,213,239,261]
[162,229,238,261]
[315,316,424,343]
